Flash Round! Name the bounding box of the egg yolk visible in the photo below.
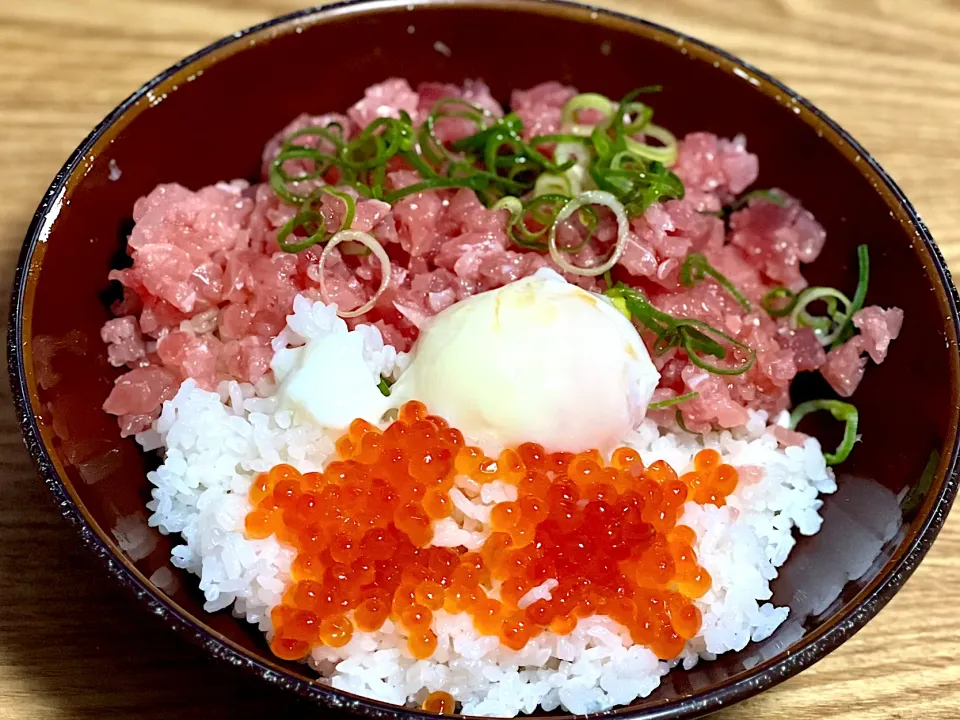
[246,402,737,669]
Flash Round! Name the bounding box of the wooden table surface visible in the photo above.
[1,1,959,718]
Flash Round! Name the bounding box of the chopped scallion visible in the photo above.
[789,399,859,465]
[761,287,797,317]
[680,253,752,312]
[829,244,870,348]
[648,392,700,411]
[606,284,756,376]
[269,88,688,264]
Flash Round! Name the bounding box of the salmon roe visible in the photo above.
[422,690,456,715]
[247,402,737,672]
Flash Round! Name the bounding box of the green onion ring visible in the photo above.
[492,196,523,224]
[790,287,853,346]
[620,101,654,134]
[512,194,568,250]
[555,141,592,168]
[675,320,756,376]
[624,124,678,165]
[276,210,327,253]
[318,230,391,318]
[548,191,629,277]
[533,173,571,197]
[275,187,356,253]
[682,328,756,376]
[561,93,616,135]
[789,399,859,465]
[761,287,798,317]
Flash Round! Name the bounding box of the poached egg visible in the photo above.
[390,269,659,452]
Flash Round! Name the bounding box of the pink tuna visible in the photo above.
[348,78,420,129]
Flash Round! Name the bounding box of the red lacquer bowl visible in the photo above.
[8,1,959,717]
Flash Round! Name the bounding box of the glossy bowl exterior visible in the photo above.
[8,1,960,717]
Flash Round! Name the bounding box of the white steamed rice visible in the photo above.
[137,295,835,717]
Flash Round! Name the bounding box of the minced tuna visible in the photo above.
[101,79,901,436]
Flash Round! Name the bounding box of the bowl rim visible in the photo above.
[8,0,960,718]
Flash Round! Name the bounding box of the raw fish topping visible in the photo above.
[100,79,901,460]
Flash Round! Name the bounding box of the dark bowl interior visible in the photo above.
[9,1,960,718]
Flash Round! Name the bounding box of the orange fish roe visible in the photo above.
[422,690,456,715]
[247,401,738,666]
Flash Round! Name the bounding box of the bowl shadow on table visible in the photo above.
[0,224,321,720]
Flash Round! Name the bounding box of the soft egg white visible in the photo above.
[275,330,391,430]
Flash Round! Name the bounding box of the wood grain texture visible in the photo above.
[1,1,958,718]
